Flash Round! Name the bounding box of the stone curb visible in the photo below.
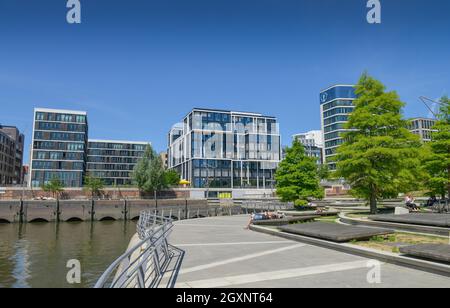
[249,224,450,277]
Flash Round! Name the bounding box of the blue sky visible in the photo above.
[0,0,449,162]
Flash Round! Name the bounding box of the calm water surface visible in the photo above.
[0,220,137,288]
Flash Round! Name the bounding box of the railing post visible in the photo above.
[137,265,146,288]
[153,252,161,276]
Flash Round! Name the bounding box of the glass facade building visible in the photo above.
[320,85,356,171]
[293,130,323,165]
[408,118,437,142]
[0,130,16,185]
[0,125,24,185]
[87,140,149,186]
[168,108,281,193]
[30,108,88,187]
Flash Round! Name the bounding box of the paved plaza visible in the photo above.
[164,215,450,288]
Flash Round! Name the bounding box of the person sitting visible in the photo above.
[315,207,325,214]
[425,196,438,207]
[405,194,419,212]
[246,212,266,229]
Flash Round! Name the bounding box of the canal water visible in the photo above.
[0,220,137,288]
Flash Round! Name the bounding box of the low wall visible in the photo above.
[0,187,190,201]
[0,199,223,223]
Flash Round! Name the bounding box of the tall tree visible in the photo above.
[41,177,65,199]
[275,140,324,206]
[336,73,421,214]
[84,175,105,199]
[421,96,450,198]
[132,144,168,202]
[164,169,181,187]
[318,164,330,181]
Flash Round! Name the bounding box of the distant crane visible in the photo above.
[419,96,445,119]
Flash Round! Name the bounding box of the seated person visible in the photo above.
[405,194,419,212]
[246,212,266,229]
[315,207,325,214]
[425,196,438,207]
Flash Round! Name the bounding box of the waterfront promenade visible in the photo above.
[163,215,450,288]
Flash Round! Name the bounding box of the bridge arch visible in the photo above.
[29,218,50,223]
[0,218,11,224]
[66,217,84,222]
[99,216,116,221]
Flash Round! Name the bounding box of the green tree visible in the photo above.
[275,139,324,207]
[164,169,181,187]
[318,164,330,181]
[336,73,422,214]
[41,177,65,199]
[421,96,450,198]
[84,175,105,199]
[132,144,168,202]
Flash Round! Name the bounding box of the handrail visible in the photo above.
[94,211,173,288]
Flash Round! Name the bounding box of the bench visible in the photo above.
[400,244,450,264]
[280,222,393,243]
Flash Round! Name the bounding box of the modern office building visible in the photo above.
[320,85,356,171]
[87,140,149,186]
[168,108,281,198]
[0,129,16,185]
[293,130,323,164]
[30,108,88,187]
[0,125,25,185]
[408,117,437,142]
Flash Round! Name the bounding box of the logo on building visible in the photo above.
[321,92,328,104]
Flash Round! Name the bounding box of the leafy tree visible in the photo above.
[132,144,168,202]
[84,175,105,199]
[318,164,330,181]
[164,169,181,187]
[41,177,65,199]
[275,139,324,207]
[421,96,450,198]
[336,73,422,214]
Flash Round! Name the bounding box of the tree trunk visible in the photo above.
[369,193,377,214]
[154,190,158,211]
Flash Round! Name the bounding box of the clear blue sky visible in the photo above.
[0,0,449,163]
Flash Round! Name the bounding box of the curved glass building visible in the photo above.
[320,85,356,171]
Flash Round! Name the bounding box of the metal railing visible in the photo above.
[94,211,173,288]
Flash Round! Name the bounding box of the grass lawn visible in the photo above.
[315,216,338,223]
[345,213,370,219]
[350,232,449,253]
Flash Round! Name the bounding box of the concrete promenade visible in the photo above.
[165,215,450,288]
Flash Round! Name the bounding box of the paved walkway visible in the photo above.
[165,215,450,288]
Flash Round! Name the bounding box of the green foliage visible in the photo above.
[392,247,400,254]
[41,177,65,198]
[164,169,181,187]
[84,175,104,198]
[420,96,450,198]
[275,139,324,205]
[317,164,330,180]
[336,73,422,213]
[132,144,168,195]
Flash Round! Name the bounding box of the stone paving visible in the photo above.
[162,215,450,288]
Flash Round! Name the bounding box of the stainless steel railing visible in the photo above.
[94,211,173,288]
